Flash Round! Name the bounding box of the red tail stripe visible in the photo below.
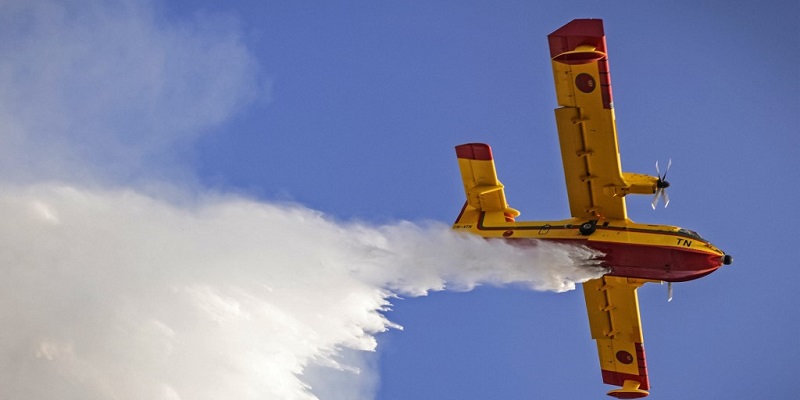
[455,143,493,160]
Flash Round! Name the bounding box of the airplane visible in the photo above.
[452,19,732,398]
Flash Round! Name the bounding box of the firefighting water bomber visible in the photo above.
[452,19,732,398]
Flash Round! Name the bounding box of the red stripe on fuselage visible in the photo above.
[588,240,723,282]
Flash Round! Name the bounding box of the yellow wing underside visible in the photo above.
[551,58,628,221]
[549,20,654,397]
[551,55,660,221]
[583,277,650,393]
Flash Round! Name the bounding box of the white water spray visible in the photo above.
[0,184,604,399]
[0,2,606,398]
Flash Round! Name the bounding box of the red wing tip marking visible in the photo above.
[548,19,607,59]
[608,391,649,399]
[455,143,493,160]
[552,49,607,65]
[601,370,650,391]
[548,19,605,40]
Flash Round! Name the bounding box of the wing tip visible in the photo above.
[548,19,607,59]
[601,370,650,392]
[455,143,493,161]
[549,18,605,38]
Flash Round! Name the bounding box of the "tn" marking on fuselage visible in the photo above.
[676,238,693,247]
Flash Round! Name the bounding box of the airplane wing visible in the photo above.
[549,20,653,398]
[548,19,628,221]
[584,276,650,398]
[454,143,520,219]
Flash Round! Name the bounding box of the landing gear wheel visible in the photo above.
[579,221,597,236]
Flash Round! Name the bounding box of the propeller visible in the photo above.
[651,159,671,209]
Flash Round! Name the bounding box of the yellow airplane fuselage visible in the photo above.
[453,205,729,283]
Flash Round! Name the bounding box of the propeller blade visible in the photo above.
[661,188,670,208]
[655,159,672,179]
[662,158,672,181]
[651,188,663,209]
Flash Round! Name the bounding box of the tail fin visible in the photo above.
[454,143,519,226]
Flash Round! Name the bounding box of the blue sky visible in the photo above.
[1,1,798,399]
[190,3,799,397]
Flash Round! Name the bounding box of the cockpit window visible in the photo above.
[677,228,703,240]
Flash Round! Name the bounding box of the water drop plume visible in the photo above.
[0,184,604,399]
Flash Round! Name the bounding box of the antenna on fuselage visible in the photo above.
[661,281,674,302]
[667,282,673,302]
